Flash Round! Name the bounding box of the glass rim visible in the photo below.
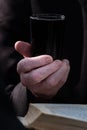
[30,14,65,21]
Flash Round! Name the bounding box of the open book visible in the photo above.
[18,103,87,130]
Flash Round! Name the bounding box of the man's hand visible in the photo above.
[15,41,70,99]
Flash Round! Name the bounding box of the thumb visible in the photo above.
[14,41,32,57]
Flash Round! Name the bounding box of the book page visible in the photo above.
[33,104,87,122]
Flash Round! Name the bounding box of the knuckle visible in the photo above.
[17,58,33,73]
[54,60,62,65]
[17,59,26,73]
[28,59,34,67]
[17,60,23,73]
[53,60,62,69]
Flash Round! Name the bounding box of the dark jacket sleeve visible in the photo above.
[0,93,29,130]
[0,0,32,116]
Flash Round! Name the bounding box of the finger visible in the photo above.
[55,62,70,89]
[42,60,70,89]
[62,59,70,65]
[17,55,53,73]
[62,59,70,81]
[14,41,32,57]
[21,60,62,85]
[25,60,70,99]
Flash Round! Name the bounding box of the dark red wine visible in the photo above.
[30,14,65,59]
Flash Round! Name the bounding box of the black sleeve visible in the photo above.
[0,93,30,130]
[0,0,32,115]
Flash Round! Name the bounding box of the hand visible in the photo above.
[15,41,70,99]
